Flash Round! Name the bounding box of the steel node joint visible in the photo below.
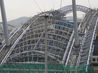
[39,13,53,18]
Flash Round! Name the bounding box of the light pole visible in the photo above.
[72,0,79,47]
[0,0,10,46]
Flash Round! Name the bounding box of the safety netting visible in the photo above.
[0,64,94,73]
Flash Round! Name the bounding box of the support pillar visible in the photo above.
[0,0,10,46]
[72,0,79,47]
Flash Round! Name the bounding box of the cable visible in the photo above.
[87,0,92,8]
[52,0,55,10]
[32,0,43,12]
[60,0,63,9]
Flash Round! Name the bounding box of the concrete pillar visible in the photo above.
[0,0,10,46]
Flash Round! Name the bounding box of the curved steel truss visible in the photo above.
[58,5,90,15]
[1,5,97,66]
[6,19,73,64]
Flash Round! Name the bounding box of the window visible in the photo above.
[28,40,31,44]
[31,35,34,38]
[28,45,31,49]
[93,58,96,61]
[31,40,35,44]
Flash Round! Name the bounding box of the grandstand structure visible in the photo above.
[0,0,98,72]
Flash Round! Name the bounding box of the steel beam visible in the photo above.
[0,0,10,46]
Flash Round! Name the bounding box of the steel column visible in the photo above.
[72,0,79,46]
[0,0,10,46]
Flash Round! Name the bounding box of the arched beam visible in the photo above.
[58,5,91,16]
[9,50,61,62]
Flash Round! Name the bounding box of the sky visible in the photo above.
[0,0,98,21]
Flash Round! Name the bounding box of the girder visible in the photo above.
[58,5,90,16]
[64,10,98,66]
[8,50,61,62]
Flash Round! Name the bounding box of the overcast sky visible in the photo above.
[0,0,98,21]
